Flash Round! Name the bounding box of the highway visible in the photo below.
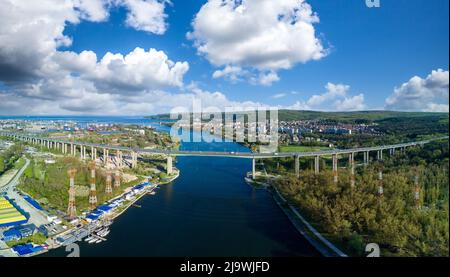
[1,131,448,159]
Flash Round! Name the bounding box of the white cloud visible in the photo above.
[188,0,326,85]
[120,0,169,35]
[0,82,266,115]
[0,0,191,115]
[272,93,287,99]
[385,69,449,112]
[333,94,365,111]
[252,71,280,86]
[89,47,189,91]
[286,82,366,111]
[212,65,244,82]
[74,0,111,22]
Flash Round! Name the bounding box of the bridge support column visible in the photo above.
[294,155,300,178]
[314,155,320,175]
[364,151,370,166]
[377,150,383,161]
[349,153,355,188]
[131,152,138,168]
[332,154,338,183]
[166,156,173,175]
[117,150,122,168]
[104,149,109,166]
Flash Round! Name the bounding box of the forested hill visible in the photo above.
[148,110,447,121]
[147,110,449,125]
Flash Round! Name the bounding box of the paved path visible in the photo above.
[1,158,50,227]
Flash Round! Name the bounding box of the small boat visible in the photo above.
[88,239,98,244]
[99,230,110,237]
[85,236,95,242]
[95,239,102,244]
[97,230,108,236]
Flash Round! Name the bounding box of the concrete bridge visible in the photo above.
[0,131,448,180]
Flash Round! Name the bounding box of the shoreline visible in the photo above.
[245,176,347,257]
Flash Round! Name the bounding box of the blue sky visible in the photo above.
[0,0,448,115]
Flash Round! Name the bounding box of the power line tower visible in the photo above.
[67,168,77,219]
[105,171,113,196]
[88,162,97,210]
[114,171,121,189]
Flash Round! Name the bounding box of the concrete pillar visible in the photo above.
[364,151,370,166]
[80,146,84,159]
[129,151,137,168]
[117,150,122,168]
[252,158,256,180]
[314,155,320,175]
[105,149,110,165]
[166,155,173,175]
[349,153,355,188]
[332,154,338,183]
[377,150,383,161]
[294,155,300,178]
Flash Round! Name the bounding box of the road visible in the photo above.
[0,157,50,228]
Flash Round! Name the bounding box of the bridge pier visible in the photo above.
[363,151,370,166]
[117,150,122,167]
[89,146,94,160]
[314,155,320,175]
[131,152,138,168]
[294,155,300,178]
[167,155,173,175]
[104,149,109,166]
[377,150,383,161]
[349,152,355,188]
[332,154,338,183]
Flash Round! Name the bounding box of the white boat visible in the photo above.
[95,239,102,244]
[99,230,110,237]
[88,239,98,244]
[97,229,109,236]
[85,236,95,242]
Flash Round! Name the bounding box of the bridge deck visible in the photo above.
[1,132,448,159]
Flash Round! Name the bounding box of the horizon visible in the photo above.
[1,109,449,118]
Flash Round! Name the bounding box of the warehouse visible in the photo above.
[0,197,28,228]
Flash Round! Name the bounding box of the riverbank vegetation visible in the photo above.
[0,143,24,175]
[270,141,449,257]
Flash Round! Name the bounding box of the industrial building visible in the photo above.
[0,197,28,228]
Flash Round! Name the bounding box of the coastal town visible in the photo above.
[0,121,179,257]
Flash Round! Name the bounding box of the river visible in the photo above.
[9,116,319,257]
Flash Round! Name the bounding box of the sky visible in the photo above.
[0,0,448,115]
